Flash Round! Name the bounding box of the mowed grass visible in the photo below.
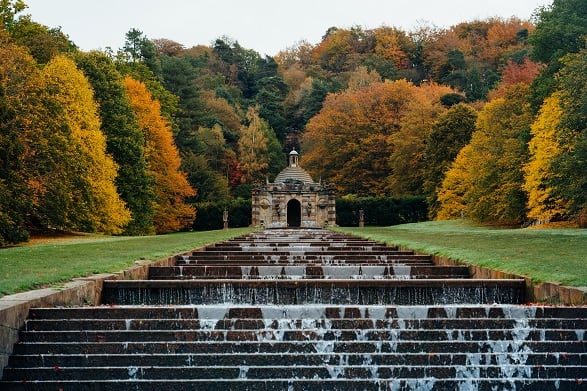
[0,227,256,297]
[334,220,587,287]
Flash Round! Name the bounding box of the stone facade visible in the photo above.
[252,149,336,228]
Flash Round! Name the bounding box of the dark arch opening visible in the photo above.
[287,199,301,227]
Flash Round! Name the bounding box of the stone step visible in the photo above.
[101,279,526,305]
[23,317,587,332]
[174,259,434,267]
[10,352,587,367]
[12,340,586,355]
[148,265,470,279]
[3,364,585,381]
[185,248,420,253]
[16,328,586,343]
[29,304,587,320]
[180,252,429,259]
[0,378,582,391]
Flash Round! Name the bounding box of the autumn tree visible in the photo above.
[0,29,43,244]
[124,77,195,233]
[76,51,155,235]
[548,48,587,222]
[303,79,419,195]
[437,84,533,224]
[424,103,477,217]
[523,94,567,223]
[386,82,455,197]
[238,106,269,184]
[42,56,131,234]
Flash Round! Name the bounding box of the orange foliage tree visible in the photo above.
[387,82,455,196]
[303,79,419,195]
[124,77,195,233]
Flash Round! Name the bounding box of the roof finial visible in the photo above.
[289,148,299,167]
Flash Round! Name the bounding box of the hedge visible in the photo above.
[192,198,252,231]
[335,196,428,226]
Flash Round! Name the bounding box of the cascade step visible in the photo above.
[21,317,587,332]
[1,379,583,391]
[101,279,526,305]
[10,352,587,368]
[148,265,470,279]
[4,364,586,381]
[26,304,587,320]
[11,340,587,355]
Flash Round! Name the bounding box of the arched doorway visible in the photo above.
[287,199,301,227]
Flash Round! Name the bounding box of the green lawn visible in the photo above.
[0,227,256,297]
[333,220,587,287]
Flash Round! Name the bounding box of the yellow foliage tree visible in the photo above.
[436,144,476,220]
[523,94,568,222]
[43,55,131,234]
[124,77,195,233]
[237,106,269,184]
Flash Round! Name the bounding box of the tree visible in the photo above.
[530,0,587,65]
[523,94,568,223]
[303,79,419,195]
[529,0,587,110]
[42,56,131,234]
[424,103,478,217]
[548,48,587,221]
[437,84,532,224]
[0,0,26,31]
[387,82,455,197]
[76,51,155,235]
[238,106,269,184]
[124,77,195,233]
[0,29,42,244]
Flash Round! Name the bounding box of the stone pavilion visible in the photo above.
[251,149,336,228]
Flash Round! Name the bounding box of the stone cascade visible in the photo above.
[1,229,585,390]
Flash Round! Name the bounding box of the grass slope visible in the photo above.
[334,220,587,287]
[0,228,256,297]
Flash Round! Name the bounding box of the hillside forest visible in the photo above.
[1,0,586,245]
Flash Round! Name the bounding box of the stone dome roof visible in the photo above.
[274,166,314,184]
[274,148,315,184]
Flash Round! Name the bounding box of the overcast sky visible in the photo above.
[25,0,552,56]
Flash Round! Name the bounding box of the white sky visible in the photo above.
[24,0,552,56]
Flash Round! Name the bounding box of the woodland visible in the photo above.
[0,0,586,245]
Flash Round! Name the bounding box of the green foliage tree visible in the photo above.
[76,51,155,235]
[529,0,587,110]
[0,29,41,244]
[0,0,26,31]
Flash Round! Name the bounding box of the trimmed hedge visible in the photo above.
[193,196,428,230]
[192,198,252,231]
[335,196,428,226]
